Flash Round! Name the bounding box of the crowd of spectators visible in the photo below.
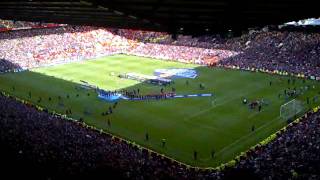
[124,29,320,78]
[0,93,225,179]
[219,31,320,78]
[233,109,320,179]
[1,21,320,78]
[116,29,172,44]
[1,89,320,179]
[0,19,64,32]
[0,22,238,70]
[0,19,39,30]
[0,59,21,73]
[116,28,320,78]
[128,43,237,64]
[0,26,125,69]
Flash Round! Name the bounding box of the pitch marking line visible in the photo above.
[199,116,282,162]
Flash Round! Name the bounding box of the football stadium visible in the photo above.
[0,1,320,179]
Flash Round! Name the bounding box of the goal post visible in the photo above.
[280,99,305,120]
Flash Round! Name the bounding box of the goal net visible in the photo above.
[280,99,305,120]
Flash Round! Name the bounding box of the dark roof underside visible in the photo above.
[0,0,318,35]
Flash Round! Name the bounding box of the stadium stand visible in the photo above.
[1,91,320,179]
[0,21,319,78]
[233,110,320,179]
[0,19,65,32]
[1,19,320,179]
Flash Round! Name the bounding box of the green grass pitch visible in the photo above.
[1,54,320,167]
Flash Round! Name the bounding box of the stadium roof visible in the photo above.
[0,0,318,35]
